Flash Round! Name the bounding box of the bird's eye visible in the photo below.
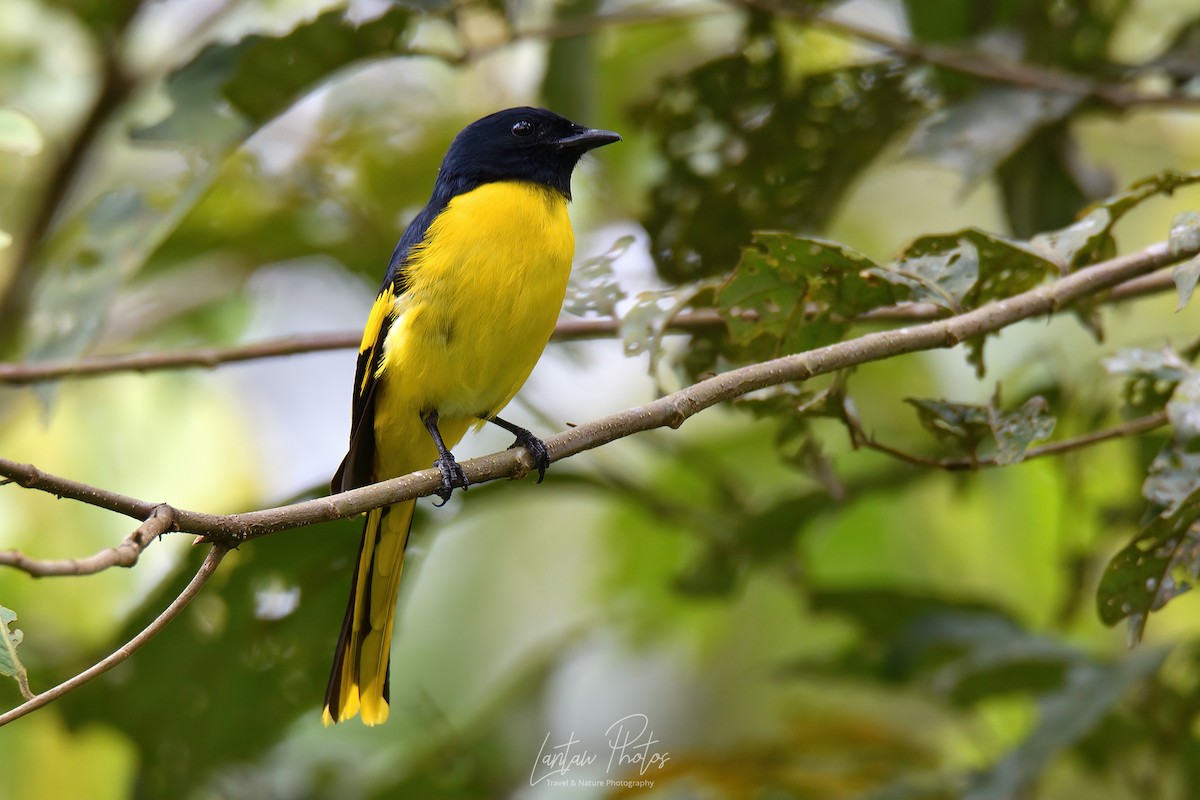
[511,119,535,137]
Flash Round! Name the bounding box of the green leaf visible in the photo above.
[1143,445,1200,516]
[637,34,926,281]
[620,278,717,376]
[0,605,33,700]
[1103,346,1192,415]
[1097,481,1200,635]
[996,121,1099,239]
[563,235,633,318]
[991,395,1057,465]
[139,7,416,145]
[1169,212,1200,310]
[57,515,367,796]
[906,397,992,453]
[904,87,1079,191]
[1174,257,1200,311]
[873,229,1058,374]
[905,392,1056,464]
[966,648,1167,800]
[717,233,893,358]
[44,0,140,36]
[222,7,415,125]
[1167,373,1200,443]
[1029,207,1115,271]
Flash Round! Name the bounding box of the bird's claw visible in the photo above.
[508,432,552,483]
[433,455,469,506]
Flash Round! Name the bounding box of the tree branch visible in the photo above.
[0,269,1178,386]
[0,545,226,727]
[0,505,174,578]
[0,238,1190,550]
[851,411,1169,471]
[741,0,1200,110]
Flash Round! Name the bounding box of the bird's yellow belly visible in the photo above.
[372,181,574,475]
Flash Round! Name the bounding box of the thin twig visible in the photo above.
[0,545,227,727]
[0,238,1189,548]
[0,269,1178,385]
[740,0,1200,110]
[853,411,1169,471]
[0,505,175,578]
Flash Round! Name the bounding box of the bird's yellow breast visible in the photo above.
[372,181,574,474]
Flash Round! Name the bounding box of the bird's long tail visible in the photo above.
[323,499,415,725]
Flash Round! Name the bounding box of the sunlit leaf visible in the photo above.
[620,278,717,375]
[0,108,43,156]
[563,235,634,318]
[0,605,32,700]
[717,233,892,358]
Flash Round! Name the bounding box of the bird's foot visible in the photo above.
[432,454,469,506]
[507,430,551,483]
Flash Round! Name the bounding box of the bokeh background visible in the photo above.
[3,0,1200,797]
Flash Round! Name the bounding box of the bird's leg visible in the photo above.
[422,410,469,505]
[488,415,551,483]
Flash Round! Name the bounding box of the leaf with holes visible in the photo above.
[1104,347,1193,416]
[991,395,1057,465]
[620,279,718,376]
[873,229,1057,375]
[1097,482,1200,640]
[717,233,892,360]
[564,235,634,319]
[636,33,928,281]
[906,397,993,454]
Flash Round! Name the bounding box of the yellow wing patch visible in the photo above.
[358,285,395,395]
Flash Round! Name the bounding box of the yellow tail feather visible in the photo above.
[323,500,415,726]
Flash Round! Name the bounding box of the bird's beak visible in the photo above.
[556,127,622,151]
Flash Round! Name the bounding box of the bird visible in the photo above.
[322,107,620,725]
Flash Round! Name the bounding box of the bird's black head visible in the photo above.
[433,107,621,201]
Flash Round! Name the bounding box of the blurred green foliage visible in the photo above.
[3,0,1200,799]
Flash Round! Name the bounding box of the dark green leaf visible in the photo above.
[874,229,1057,374]
[966,648,1167,800]
[1097,482,1200,633]
[905,87,1079,191]
[905,392,1055,464]
[139,7,415,144]
[44,0,140,36]
[717,233,892,358]
[906,397,992,452]
[637,34,926,281]
[996,122,1099,239]
[58,515,366,796]
[223,7,414,125]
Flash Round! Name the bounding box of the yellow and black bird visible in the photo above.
[323,108,620,725]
